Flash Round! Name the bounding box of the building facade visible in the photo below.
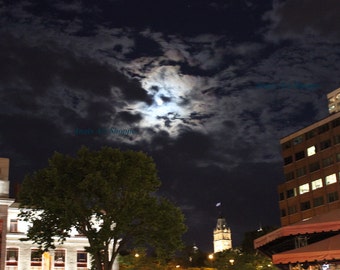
[213,216,232,253]
[0,157,119,270]
[279,88,340,226]
[255,88,340,269]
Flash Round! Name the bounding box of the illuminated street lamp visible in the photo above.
[208,254,214,260]
[229,258,235,265]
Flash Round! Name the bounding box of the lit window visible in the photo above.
[325,174,337,185]
[307,146,316,156]
[10,219,18,232]
[299,183,310,194]
[312,179,323,190]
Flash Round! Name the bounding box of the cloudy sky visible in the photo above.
[1,0,340,251]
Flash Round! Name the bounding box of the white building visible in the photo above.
[0,157,119,270]
[213,216,232,253]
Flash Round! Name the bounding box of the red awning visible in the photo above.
[272,234,340,264]
[254,209,340,249]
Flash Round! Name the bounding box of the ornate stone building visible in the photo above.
[213,216,232,253]
[0,157,119,270]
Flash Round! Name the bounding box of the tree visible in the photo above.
[18,146,187,270]
[209,249,279,270]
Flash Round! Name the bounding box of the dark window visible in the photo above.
[334,135,340,145]
[279,192,285,200]
[6,248,18,266]
[313,196,324,207]
[296,167,307,177]
[286,188,297,198]
[318,123,330,134]
[285,171,295,181]
[322,156,334,167]
[284,156,293,165]
[31,249,42,267]
[336,153,340,162]
[332,118,340,128]
[281,209,286,217]
[293,136,303,145]
[77,251,88,268]
[305,129,317,140]
[288,205,297,215]
[327,192,339,203]
[282,141,291,150]
[320,139,331,150]
[295,150,305,161]
[309,161,320,172]
[300,201,311,211]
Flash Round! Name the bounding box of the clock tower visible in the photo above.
[213,216,232,253]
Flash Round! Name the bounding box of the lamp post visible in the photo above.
[229,258,235,269]
[208,253,214,268]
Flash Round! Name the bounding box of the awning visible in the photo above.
[272,234,340,264]
[254,209,340,249]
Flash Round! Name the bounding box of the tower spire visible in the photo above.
[213,203,232,253]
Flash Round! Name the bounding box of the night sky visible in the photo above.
[1,0,340,252]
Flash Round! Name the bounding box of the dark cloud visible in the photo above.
[1,0,340,252]
[117,111,142,124]
[264,0,340,42]
[125,35,163,58]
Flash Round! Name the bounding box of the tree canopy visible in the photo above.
[18,146,187,270]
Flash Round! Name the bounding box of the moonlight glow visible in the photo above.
[131,66,198,133]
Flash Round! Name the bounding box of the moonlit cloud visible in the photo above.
[1,0,340,251]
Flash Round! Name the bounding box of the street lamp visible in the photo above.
[229,259,235,265]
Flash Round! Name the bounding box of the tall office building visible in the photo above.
[255,88,340,269]
[213,216,232,253]
[279,87,340,226]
